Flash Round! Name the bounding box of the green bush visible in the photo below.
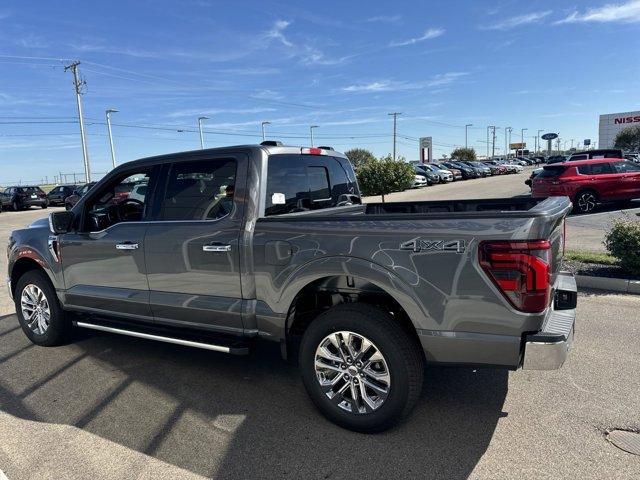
[357,155,414,201]
[344,148,376,170]
[604,219,640,274]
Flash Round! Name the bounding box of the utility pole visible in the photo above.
[486,126,490,158]
[64,61,91,183]
[489,126,497,158]
[465,124,473,149]
[520,128,528,156]
[388,113,401,160]
[310,125,319,146]
[537,129,543,154]
[106,108,118,169]
[505,127,512,158]
[198,116,209,149]
[261,121,271,142]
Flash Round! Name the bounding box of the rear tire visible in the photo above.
[299,303,423,433]
[14,270,72,346]
[574,190,598,214]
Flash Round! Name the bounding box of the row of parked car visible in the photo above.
[411,158,524,188]
[0,183,96,213]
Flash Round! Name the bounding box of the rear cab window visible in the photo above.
[265,154,361,216]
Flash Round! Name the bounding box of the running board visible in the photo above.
[75,321,250,355]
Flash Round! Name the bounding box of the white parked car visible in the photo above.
[412,174,428,188]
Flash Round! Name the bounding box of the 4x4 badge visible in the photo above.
[400,239,466,253]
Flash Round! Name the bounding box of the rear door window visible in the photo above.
[577,163,614,175]
[612,161,640,173]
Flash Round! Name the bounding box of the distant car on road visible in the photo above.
[64,182,97,210]
[531,158,640,213]
[0,186,48,211]
[47,185,78,206]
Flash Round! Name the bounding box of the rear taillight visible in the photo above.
[479,240,551,313]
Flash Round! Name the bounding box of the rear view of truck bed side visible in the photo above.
[252,196,574,369]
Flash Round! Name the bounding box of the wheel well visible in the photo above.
[285,275,420,362]
[10,258,45,297]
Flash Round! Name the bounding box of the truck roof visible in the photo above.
[118,144,348,170]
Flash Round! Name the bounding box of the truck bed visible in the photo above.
[364,196,541,215]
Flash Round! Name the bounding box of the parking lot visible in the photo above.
[1,175,639,480]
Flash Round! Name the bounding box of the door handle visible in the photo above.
[203,244,232,252]
[115,242,139,250]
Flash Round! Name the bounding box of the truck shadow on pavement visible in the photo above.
[0,315,508,479]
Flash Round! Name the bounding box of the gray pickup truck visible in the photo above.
[7,143,577,432]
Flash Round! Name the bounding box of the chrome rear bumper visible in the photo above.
[522,272,577,370]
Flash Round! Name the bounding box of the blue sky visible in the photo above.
[1,0,639,183]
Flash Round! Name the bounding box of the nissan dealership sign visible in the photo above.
[599,110,640,148]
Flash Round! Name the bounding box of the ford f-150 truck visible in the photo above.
[7,143,577,432]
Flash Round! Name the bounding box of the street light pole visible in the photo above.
[505,127,512,158]
[198,116,209,149]
[310,125,319,146]
[261,121,271,141]
[388,113,401,160]
[106,108,118,169]
[465,124,473,149]
[521,128,528,156]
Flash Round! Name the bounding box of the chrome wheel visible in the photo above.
[314,331,391,414]
[577,192,597,213]
[20,284,50,335]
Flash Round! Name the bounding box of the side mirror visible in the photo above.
[49,211,74,234]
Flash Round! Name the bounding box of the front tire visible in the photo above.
[12,201,21,211]
[574,190,598,214]
[299,303,423,432]
[14,270,72,346]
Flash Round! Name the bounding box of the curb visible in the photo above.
[576,274,640,295]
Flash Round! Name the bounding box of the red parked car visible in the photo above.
[532,158,640,213]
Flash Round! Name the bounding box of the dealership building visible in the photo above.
[599,110,640,148]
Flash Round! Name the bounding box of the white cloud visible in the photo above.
[365,14,402,24]
[342,81,398,92]
[555,1,640,24]
[425,72,469,87]
[264,19,293,47]
[342,72,468,93]
[68,43,160,58]
[389,28,445,47]
[480,11,552,30]
[167,107,276,118]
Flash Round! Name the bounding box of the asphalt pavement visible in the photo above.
[0,179,639,479]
